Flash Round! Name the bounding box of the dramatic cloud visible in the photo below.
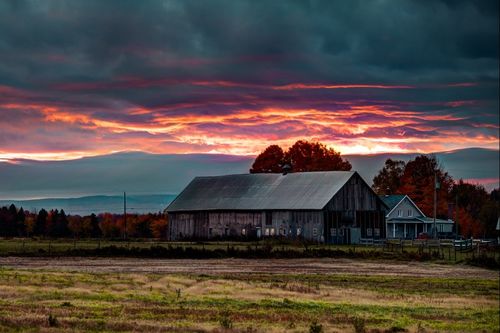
[0,0,498,160]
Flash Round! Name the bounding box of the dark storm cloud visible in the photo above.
[0,0,498,157]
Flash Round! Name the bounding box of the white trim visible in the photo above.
[405,195,426,217]
[386,195,426,218]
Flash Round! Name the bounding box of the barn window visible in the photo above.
[374,228,380,237]
[367,228,373,237]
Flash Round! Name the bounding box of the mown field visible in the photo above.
[0,257,498,333]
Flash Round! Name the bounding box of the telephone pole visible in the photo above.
[433,172,438,239]
[123,191,127,240]
[455,194,459,238]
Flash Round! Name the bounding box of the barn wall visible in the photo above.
[325,173,381,212]
[168,210,325,241]
[324,173,386,243]
[208,212,263,238]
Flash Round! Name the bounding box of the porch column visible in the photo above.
[415,224,417,239]
[392,223,396,238]
[403,224,406,239]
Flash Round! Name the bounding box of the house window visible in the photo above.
[241,228,246,236]
[374,228,380,237]
[297,228,302,236]
[330,228,336,236]
[313,228,318,237]
[397,210,402,217]
[408,210,412,217]
[270,228,275,236]
[225,228,229,236]
[367,228,373,237]
[265,228,270,236]
[280,228,286,236]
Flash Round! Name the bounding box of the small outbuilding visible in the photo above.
[166,171,388,244]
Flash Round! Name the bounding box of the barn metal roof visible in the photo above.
[166,171,356,212]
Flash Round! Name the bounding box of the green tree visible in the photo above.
[372,159,406,195]
[34,209,48,236]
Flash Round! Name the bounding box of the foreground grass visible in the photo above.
[0,266,497,332]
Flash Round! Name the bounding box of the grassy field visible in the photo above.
[1,238,496,264]
[0,258,498,332]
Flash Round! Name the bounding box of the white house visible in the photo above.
[380,194,454,239]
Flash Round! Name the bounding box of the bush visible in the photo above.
[352,316,365,333]
[309,320,323,333]
[47,314,58,327]
[219,312,233,329]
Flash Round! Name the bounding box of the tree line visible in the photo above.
[252,140,499,238]
[0,206,168,239]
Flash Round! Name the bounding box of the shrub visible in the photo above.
[352,316,365,333]
[219,312,233,329]
[47,314,58,327]
[309,320,323,333]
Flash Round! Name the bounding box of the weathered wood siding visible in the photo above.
[168,173,386,242]
[207,212,262,237]
[168,212,209,240]
[325,173,382,212]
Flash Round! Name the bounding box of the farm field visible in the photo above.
[1,239,496,264]
[0,257,498,332]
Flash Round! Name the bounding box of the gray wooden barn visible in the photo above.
[166,171,388,244]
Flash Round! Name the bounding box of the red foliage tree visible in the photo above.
[250,140,351,173]
[398,155,453,218]
[456,206,483,238]
[250,145,285,173]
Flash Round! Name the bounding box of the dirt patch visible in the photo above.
[0,257,497,279]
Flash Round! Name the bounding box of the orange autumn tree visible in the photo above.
[398,155,453,218]
[250,140,351,173]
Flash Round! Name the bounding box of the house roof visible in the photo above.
[167,171,359,212]
[416,217,454,224]
[387,217,454,224]
[380,194,427,217]
[379,194,406,211]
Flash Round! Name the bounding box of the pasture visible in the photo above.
[0,257,498,332]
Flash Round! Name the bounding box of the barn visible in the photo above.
[166,171,388,244]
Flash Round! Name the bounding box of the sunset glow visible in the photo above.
[0,1,498,162]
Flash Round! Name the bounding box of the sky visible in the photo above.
[0,0,498,161]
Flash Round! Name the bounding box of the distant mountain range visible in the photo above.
[0,194,177,215]
[0,148,497,214]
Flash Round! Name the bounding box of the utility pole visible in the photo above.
[433,172,439,239]
[123,191,127,240]
[455,194,459,238]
